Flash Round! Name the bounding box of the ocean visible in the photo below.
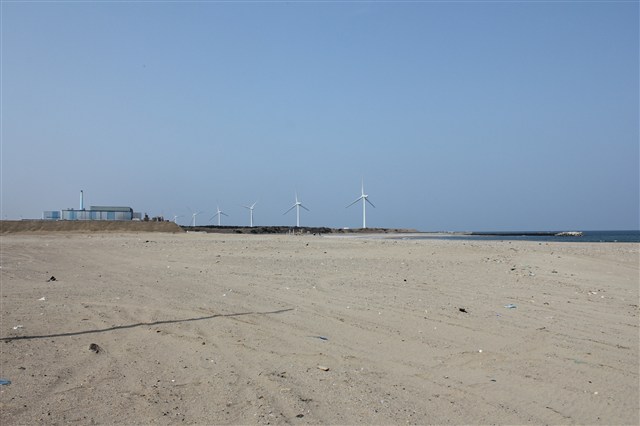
[405,230,640,243]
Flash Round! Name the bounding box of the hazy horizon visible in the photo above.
[2,2,638,232]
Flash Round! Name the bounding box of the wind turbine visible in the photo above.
[186,206,205,227]
[191,211,203,227]
[346,179,375,229]
[243,201,257,227]
[210,205,228,226]
[172,214,184,224]
[283,192,309,227]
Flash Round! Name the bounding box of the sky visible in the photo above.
[1,1,638,231]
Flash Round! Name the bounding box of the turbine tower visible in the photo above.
[346,179,375,229]
[243,201,257,227]
[211,205,228,226]
[283,192,309,227]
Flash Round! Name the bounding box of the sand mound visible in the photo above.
[0,220,183,234]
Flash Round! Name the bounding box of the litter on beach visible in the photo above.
[504,304,517,309]
[309,335,329,341]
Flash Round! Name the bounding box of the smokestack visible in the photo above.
[80,190,84,210]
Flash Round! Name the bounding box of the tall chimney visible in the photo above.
[80,190,84,210]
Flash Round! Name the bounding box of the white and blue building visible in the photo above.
[43,191,142,221]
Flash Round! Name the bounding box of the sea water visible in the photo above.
[405,230,640,243]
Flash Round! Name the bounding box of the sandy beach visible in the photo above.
[1,231,638,424]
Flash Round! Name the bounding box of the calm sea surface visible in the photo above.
[405,230,640,243]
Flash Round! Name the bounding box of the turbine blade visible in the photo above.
[366,198,376,208]
[300,204,310,211]
[283,204,296,215]
[221,212,229,217]
[346,196,362,208]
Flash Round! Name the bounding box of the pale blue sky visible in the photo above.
[1,1,638,231]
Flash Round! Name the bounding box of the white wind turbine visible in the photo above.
[346,179,375,229]
[172,214,184,224]
[283,192,309,227]
[187,207,204,227]
[210,205,229,226]
[191,211,203,227]
[186,206,206,227]
[243,201,257,227]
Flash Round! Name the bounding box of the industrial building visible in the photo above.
[60,206,139,221]
[43,191,142,221]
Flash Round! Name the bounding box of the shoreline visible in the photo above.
[2,221,637,243]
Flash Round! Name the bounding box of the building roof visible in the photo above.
[88,206,133,212]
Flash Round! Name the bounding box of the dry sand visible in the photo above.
[0,231,638,425]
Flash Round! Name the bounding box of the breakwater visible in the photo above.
[468,231,583,237]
